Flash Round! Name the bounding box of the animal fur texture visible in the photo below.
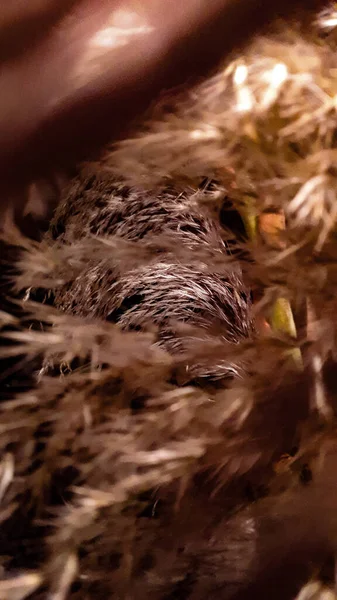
[44,171,252,381]
[2,5,337,600]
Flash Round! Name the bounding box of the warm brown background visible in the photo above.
[0,0,327,209]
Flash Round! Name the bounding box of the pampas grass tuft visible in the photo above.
[2,5,337,600]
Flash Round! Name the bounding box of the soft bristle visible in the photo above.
[2,5,337,600]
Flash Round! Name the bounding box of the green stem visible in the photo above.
[271,296,303,368]
[240,198,302,368]
[271,296,297,338]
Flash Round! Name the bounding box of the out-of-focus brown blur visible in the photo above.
[0,0,328,216]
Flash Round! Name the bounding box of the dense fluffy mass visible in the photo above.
[2,6,337,600]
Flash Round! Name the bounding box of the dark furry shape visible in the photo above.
[49,174,222,249]
[48,171,252,378]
